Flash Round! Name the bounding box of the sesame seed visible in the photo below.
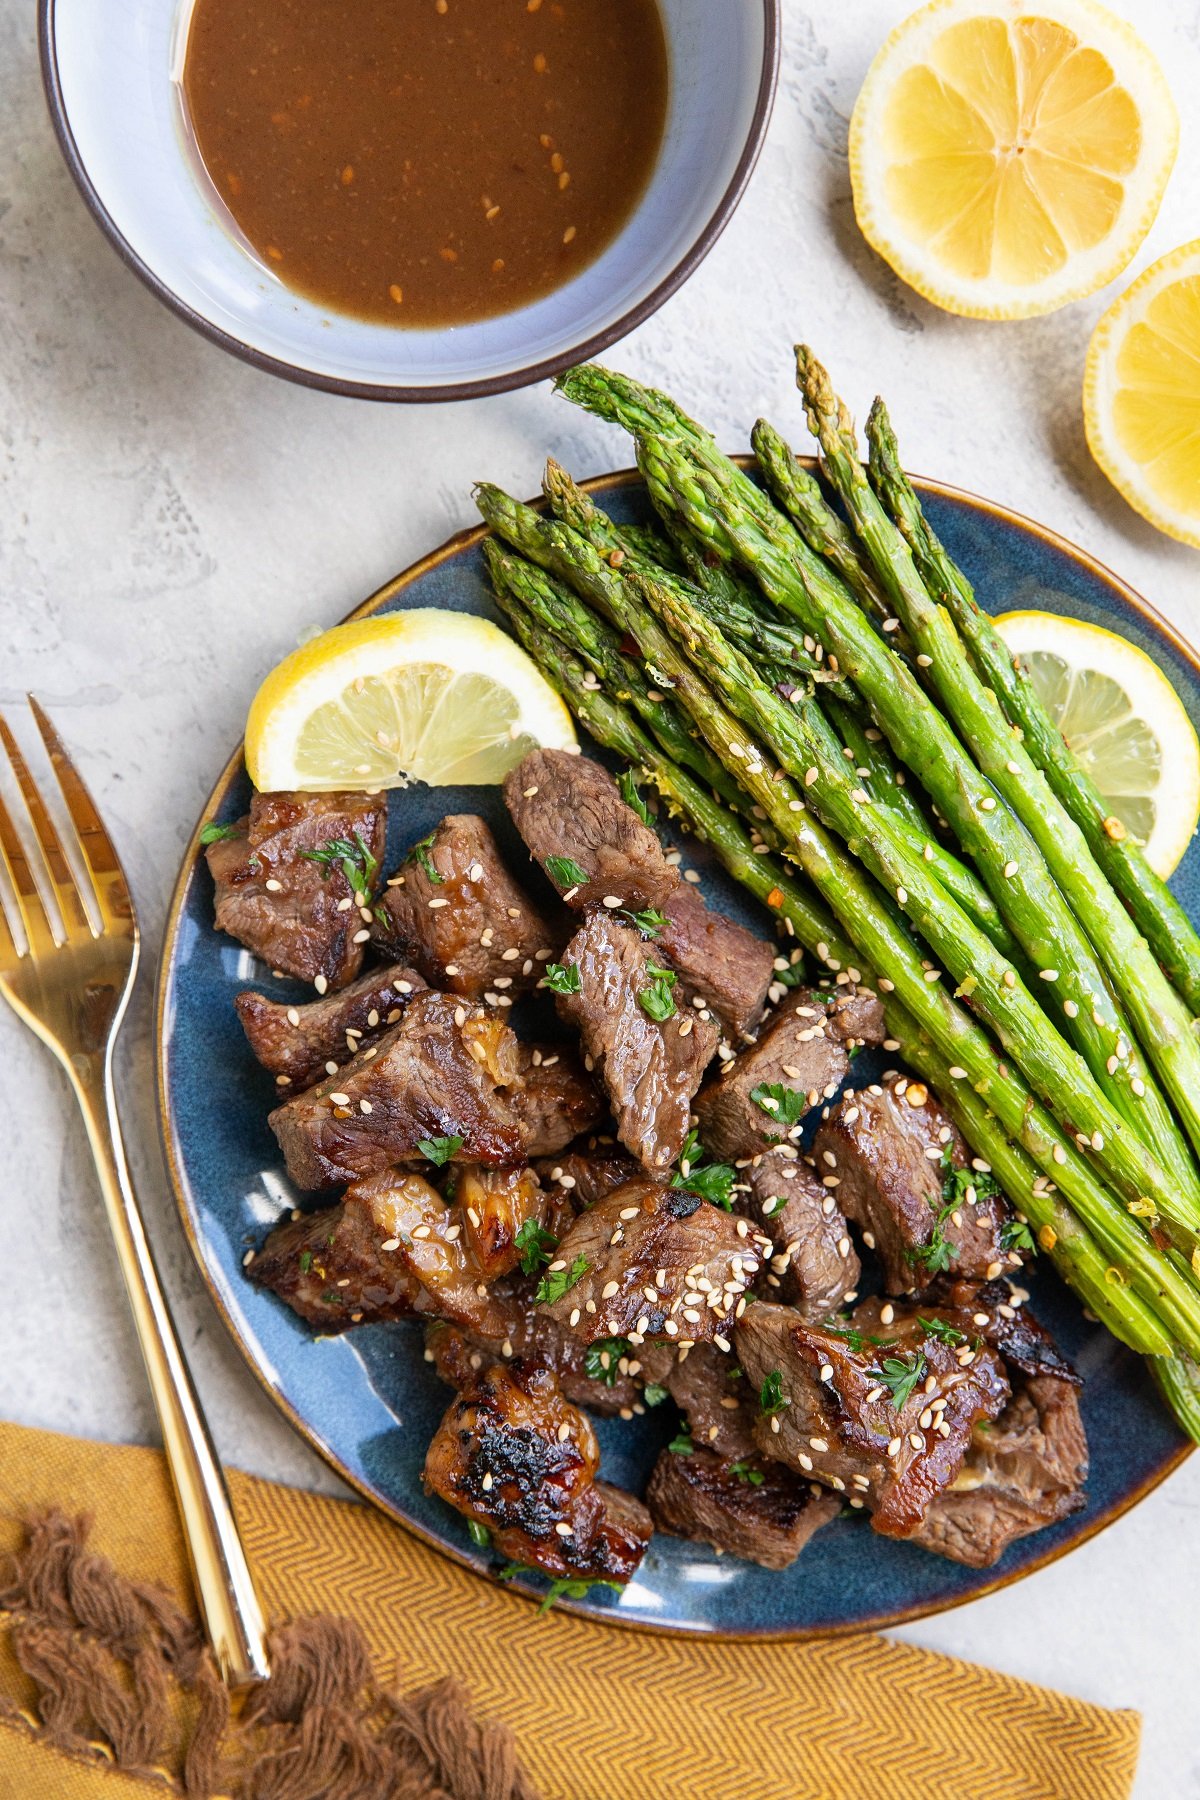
[428,897,450,909]
[327,1091,350,1106]
[602,895,622,909]
[359,1099,373,1115]
[352,928,370,944]
[264,877,283,892]
[314,975,328,995]
[1039,968,1059,982]
[601,1280,620,1299]
[1003,860,1018,878]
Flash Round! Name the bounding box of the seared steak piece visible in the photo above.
[536,1147,645,1211]
[814,1077,1011,1294]
[505,748,680,911]
[424,1298,644,1418]
[269,990,524,1190]
[740,1149,860,1314]
[657,1341,759,1461]
[909,1372,1088,1567]
[372,814,561,1000]
[696,987,884,1163]
[513,1042,606,1158]
[655,881,775,1040]
[206,790,387,990]
[555,912,719,1171]
[736,1300,1009,1538]
[454,1164,572,1283]
[537,1177,766,1348]
[248,1186,421,1331]
[920,1277,1081,1386]
[422,1360,651,1586]
[235,965,426,1090]
[647,1445,839,1570]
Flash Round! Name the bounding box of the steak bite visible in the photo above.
[813,1076,1012,1295]
[696,986,885,1164]
[735,1300,1009,1538]
[268,990,524,1190]
[535,1146,645,1211]
[512,1041,606,1158]
[739,1149,860,1314]
[537,1178,766,1348]
[505,748,680,911]
[554,912,718,1171]
[647,1446,839,1570]
[908,1372,1088,1567]
[422,1360,652,1587]
[920,1277,1081,1387]
[235,965,426,1091]
[206,790,387,990]
[654,881,775,1040]
[424,1299,644,1418]
[454,1164,571,1283]
[656,1341,759,1461]
[372,814,561,1000]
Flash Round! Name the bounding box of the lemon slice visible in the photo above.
[1085,239,1200,547]
[849,0,1178,320]
[245,609,576,792]
[994,609,1200,874]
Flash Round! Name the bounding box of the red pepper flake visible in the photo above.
[766,886,784,910]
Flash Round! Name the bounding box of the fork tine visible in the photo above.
[0,774,58,956]
[0,716,95,939]
[0,865,21,969]
[27,697,134,937]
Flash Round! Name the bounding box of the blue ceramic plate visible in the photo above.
[157,466,1195,1637]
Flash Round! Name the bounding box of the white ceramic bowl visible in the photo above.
[40,0,779,401]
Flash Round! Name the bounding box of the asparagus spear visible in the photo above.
[1152,1357,1200,1445]
[867,396,1200,1023]
[631,424,1200,1218]
[484,543,1189,1362]
[796,348,1200,1174]
[474,484,1200,1348]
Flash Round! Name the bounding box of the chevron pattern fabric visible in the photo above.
[0,1422,1140,1800]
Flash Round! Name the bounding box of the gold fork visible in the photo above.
[0,698,269,1687]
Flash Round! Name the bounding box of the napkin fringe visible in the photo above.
[1,1510,540,1800]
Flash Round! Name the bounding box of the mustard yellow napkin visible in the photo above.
[0,1421,1139,1800]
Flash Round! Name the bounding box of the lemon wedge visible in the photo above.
[1085,239,1200,547]
[245,609,577,792]
[994,609,1200,875]
[849,0,1178,320]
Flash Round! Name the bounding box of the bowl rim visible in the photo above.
[38,0,781,403]
[155,457,1193,1639]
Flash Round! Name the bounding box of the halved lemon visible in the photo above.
[1085,239,1200,547]
[994,609,1200,874]
[245,609,576,792]
[850,0,1178,320]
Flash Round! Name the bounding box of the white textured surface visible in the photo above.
[2,1,1198,1792]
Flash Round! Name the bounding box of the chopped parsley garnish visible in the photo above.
[750,1082,808,1127]
[416,1134,464,1167]
[1001,1217,1037,1255]
[298,1249,314,1275]
[759,1370,788,1416]
[497,1564,621,1614]
[514,1217,558,1276]
[773,960,805,989]
[199,820,241,844]
[543,961,582,995]
[668,1429,694,1456]
[909,1144,983,1276]
[545,855,590,889]
[302,830,380,892]
[729,1461,765,1487]
[467,1520,491,1548]
[584,1337,631,1387]
[641,1383,669,1408]
[918,1315,968,1347]
[822,1319,894,1356]
[618,768,653,826]
[637,963,678,1022]
[868,1351,928,1411]
[406,831,443,884]
[534,1254,590,1305]
[320,1289,344,1306]
[621,906,667,939]
[670,1128,736,1210]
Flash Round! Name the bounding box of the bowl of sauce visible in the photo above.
[40,0,780,400]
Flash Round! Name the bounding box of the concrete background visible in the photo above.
[1,1,1197,1791]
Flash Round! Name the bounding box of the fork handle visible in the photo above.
[73,1056,271,1688]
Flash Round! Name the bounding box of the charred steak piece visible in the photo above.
[505,748,681,912]
[372,814,562,1001]
[814,1076,1012,1295]
[647,1445,840,1570]
[537,1177,766,1349]
[908,1372,1088,1568]
[248,1186,421,1331]
[696,986,884,1164]
[654,1341,760,1461]
[739,1149,860,1315]
[424,1298,644,1419]
[919,1277,1081,1387]
[268,990,524,1190]
[454,1164,572,1284]
[736,1300,1009,1538]
[654,880,775,1041]
[206,790,387,990]
[422,1360,651,1586]
[535,1146,645,1212]
[512,1042,606,1158]
[554,912,718,1171]
[235,965,426,1091]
